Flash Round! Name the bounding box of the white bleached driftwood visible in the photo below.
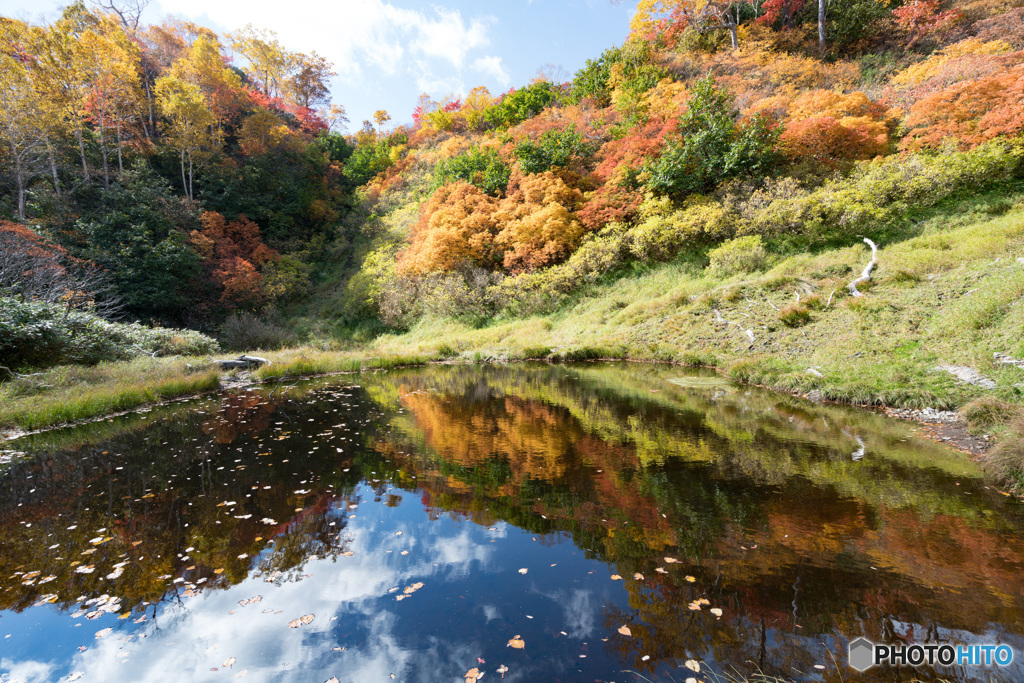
[847,238,878,298]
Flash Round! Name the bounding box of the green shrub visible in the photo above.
[568,47,621,106]
[644,73,780,200]
[514,125,594,175]
[707,235,768,276]
[0,296,218,371]
[739,139,1024,248]
[629,195,738,261]
[219,311,296,351]
[483,81,558,129]
[433,146,510,196]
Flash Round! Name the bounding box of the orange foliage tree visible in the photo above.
[190,211,277,307]
[900,59,1024,150]
[780,90,892,166]
[495,171,587,274]
[396,182,502,275]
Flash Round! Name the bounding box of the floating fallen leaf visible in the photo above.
[814,665,825,670]
[497,664,509,678]
[610,574,622,580]
[507,635,525,649]
[685,659,701,672]
[685,575,696,583]
[698,598,710,605]
[324,678,339,683]
[223,657,236,668]
[655,567,668,574]
[688,601,702,611]
[710,608,723,617]
[664,557,679,564]
[642,655,650,661]
[288,614,315,628]
[477,657,486,664]
[618,625,632,636]
[95,628,113,639]
[518,568,527,575]
[633,573,644,580]
[67,673,85,682]
[465,667,481,682]
[214,568,224,574]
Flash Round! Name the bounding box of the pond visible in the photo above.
[1,362,1022,682]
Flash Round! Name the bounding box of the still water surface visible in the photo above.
[1,363,1023,682]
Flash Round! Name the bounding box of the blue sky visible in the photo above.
[0,0,639,128]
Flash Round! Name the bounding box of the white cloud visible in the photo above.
[472,56,511,87]
[150,0,501,94]
[0,658,55,683]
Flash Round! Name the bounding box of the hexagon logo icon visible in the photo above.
[849,637,876,672]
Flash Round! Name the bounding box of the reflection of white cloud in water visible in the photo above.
[50,506,499,682]
[0,658,55,683]
[531,587,597,639]
[558,590,597,639]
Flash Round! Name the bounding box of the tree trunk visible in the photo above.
[45,135,61,194]
[818,0,826,55]
[98,109,110,190]
[116,112,124,177]
[188,151,194,200]
[77,124,89,181]
[143,79,154,140]
[14,153,26,221]
[180,148,187,196]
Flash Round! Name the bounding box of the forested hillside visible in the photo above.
[2,0,1023,363]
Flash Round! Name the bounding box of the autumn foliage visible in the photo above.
[191,212,277,307]
[780,90,892,166]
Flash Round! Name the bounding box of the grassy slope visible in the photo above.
[369,187,1024,412]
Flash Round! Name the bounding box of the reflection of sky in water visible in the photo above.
[2,484,622,683]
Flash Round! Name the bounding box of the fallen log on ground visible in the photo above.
[215,355,271,370]
[847,238,878,297]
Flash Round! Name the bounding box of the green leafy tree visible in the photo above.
[513,125,594,175]
[483,81,558,129]
[73,168,202,322]
[569,47,622,106]
[433,147,510,196]
[644,73,779,200]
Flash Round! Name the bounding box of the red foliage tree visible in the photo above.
[892,0,961,45]
[190,212,277,307]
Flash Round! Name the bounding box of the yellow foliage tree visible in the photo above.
[495,172,587,274]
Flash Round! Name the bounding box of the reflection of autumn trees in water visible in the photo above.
[372,364,1024,677]
[4,364,1024,679]
[0,386,377,614]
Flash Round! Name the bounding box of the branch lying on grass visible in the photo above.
[713,309,756,345]
[0,366,45,381]
[215,355,271,370]
[848,238,879,297]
